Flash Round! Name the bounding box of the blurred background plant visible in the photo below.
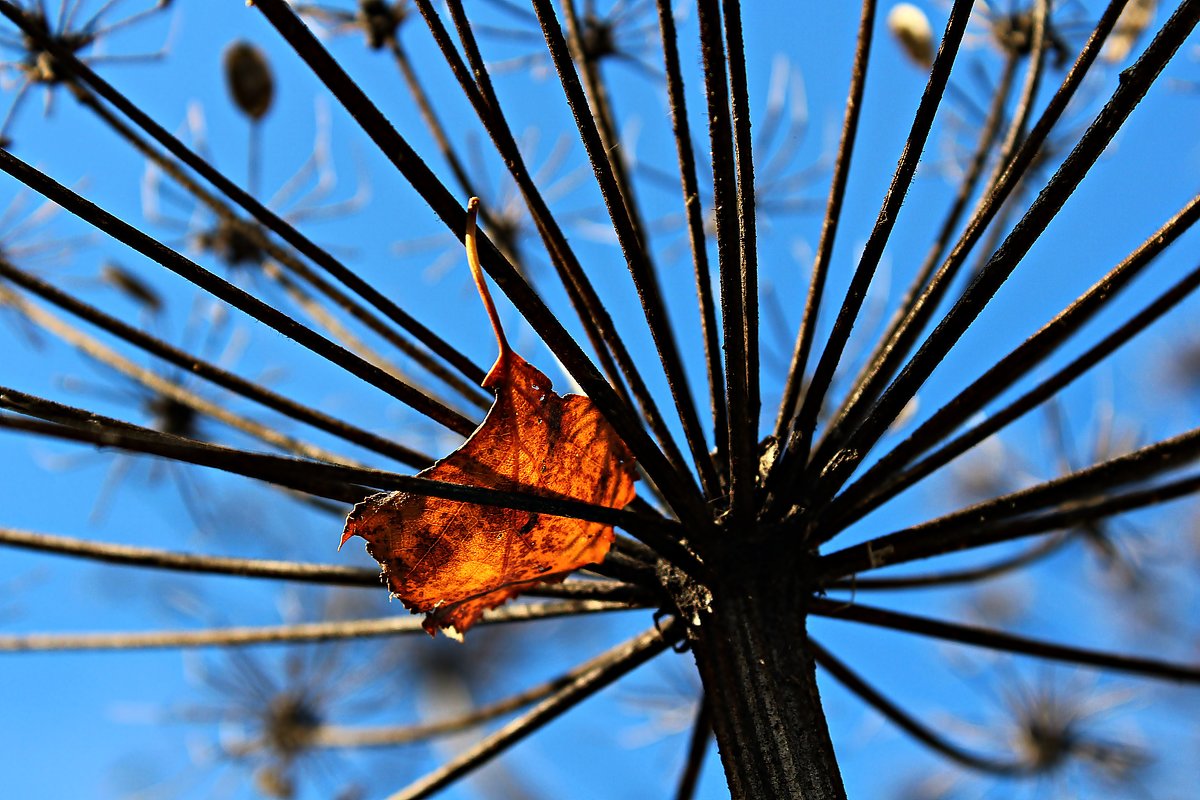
[1,0,1199,798]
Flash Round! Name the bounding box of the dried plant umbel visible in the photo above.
[0,1,1199,799]
[0,0,173,145]
[293,0,411,51]
[478,0,665,78]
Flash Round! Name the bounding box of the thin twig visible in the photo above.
[810,639,1029,774]
[774,0,875,444]
[809,599,1200,683]
[827,255,1200,534]
[386,623,679,800]
[0,601,640,652]
[806,0,1199,506]
[0,147,478,436]
[654,0,727,482]
[769,0,975,507]
[530,0,716,498]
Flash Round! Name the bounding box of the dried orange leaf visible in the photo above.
[340,198,637,637]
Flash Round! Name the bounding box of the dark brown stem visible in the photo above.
[810,599,1200,683]
[721,0,761,497]
[532,0,717,498]
[675,697,712,800]
[0,600,635,652]
[769,0,974,506]
[686,559,845,799]
[774,0,875,444]
[695,0,754,527]
[806,0,1200,505]
[654,0,728,480]
[389,624,678,800]
[810,640,1029,775]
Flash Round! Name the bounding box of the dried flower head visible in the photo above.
[223,40,274,122]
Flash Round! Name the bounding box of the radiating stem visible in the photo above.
[0,147,478,436]
[770,0,975,510]
[0,259,431,465]
[774,0,875,445]
[823,196,1200,534]
[810,598,1200,682]
[0,601,637,652]
[810,640,1029,774]
[387,624,677,800]
[654,0,728,481]
[531,0,717,498]
[806,0,1198,506]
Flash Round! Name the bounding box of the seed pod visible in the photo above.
[100,262,162,315]
[887,3,935,69]
[223,40,274,121]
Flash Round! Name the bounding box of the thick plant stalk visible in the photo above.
[685,563,845,799]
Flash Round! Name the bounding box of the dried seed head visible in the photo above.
[1103,0,1157,64]
[194,217,268,270]
[359,0,407,50]
[145,393,199,438]
[100,263,162,315]
[887,3,935,69]
[989,9,1073,68]
[223,40,275,121]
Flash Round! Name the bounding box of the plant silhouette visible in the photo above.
[1,1,1199,798]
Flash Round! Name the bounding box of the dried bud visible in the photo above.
[100,262,162,315]
[887,3,935,69]
[223,40,274,121]
[1103,0,1156,64]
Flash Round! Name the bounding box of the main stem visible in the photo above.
[683,551,846,799]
